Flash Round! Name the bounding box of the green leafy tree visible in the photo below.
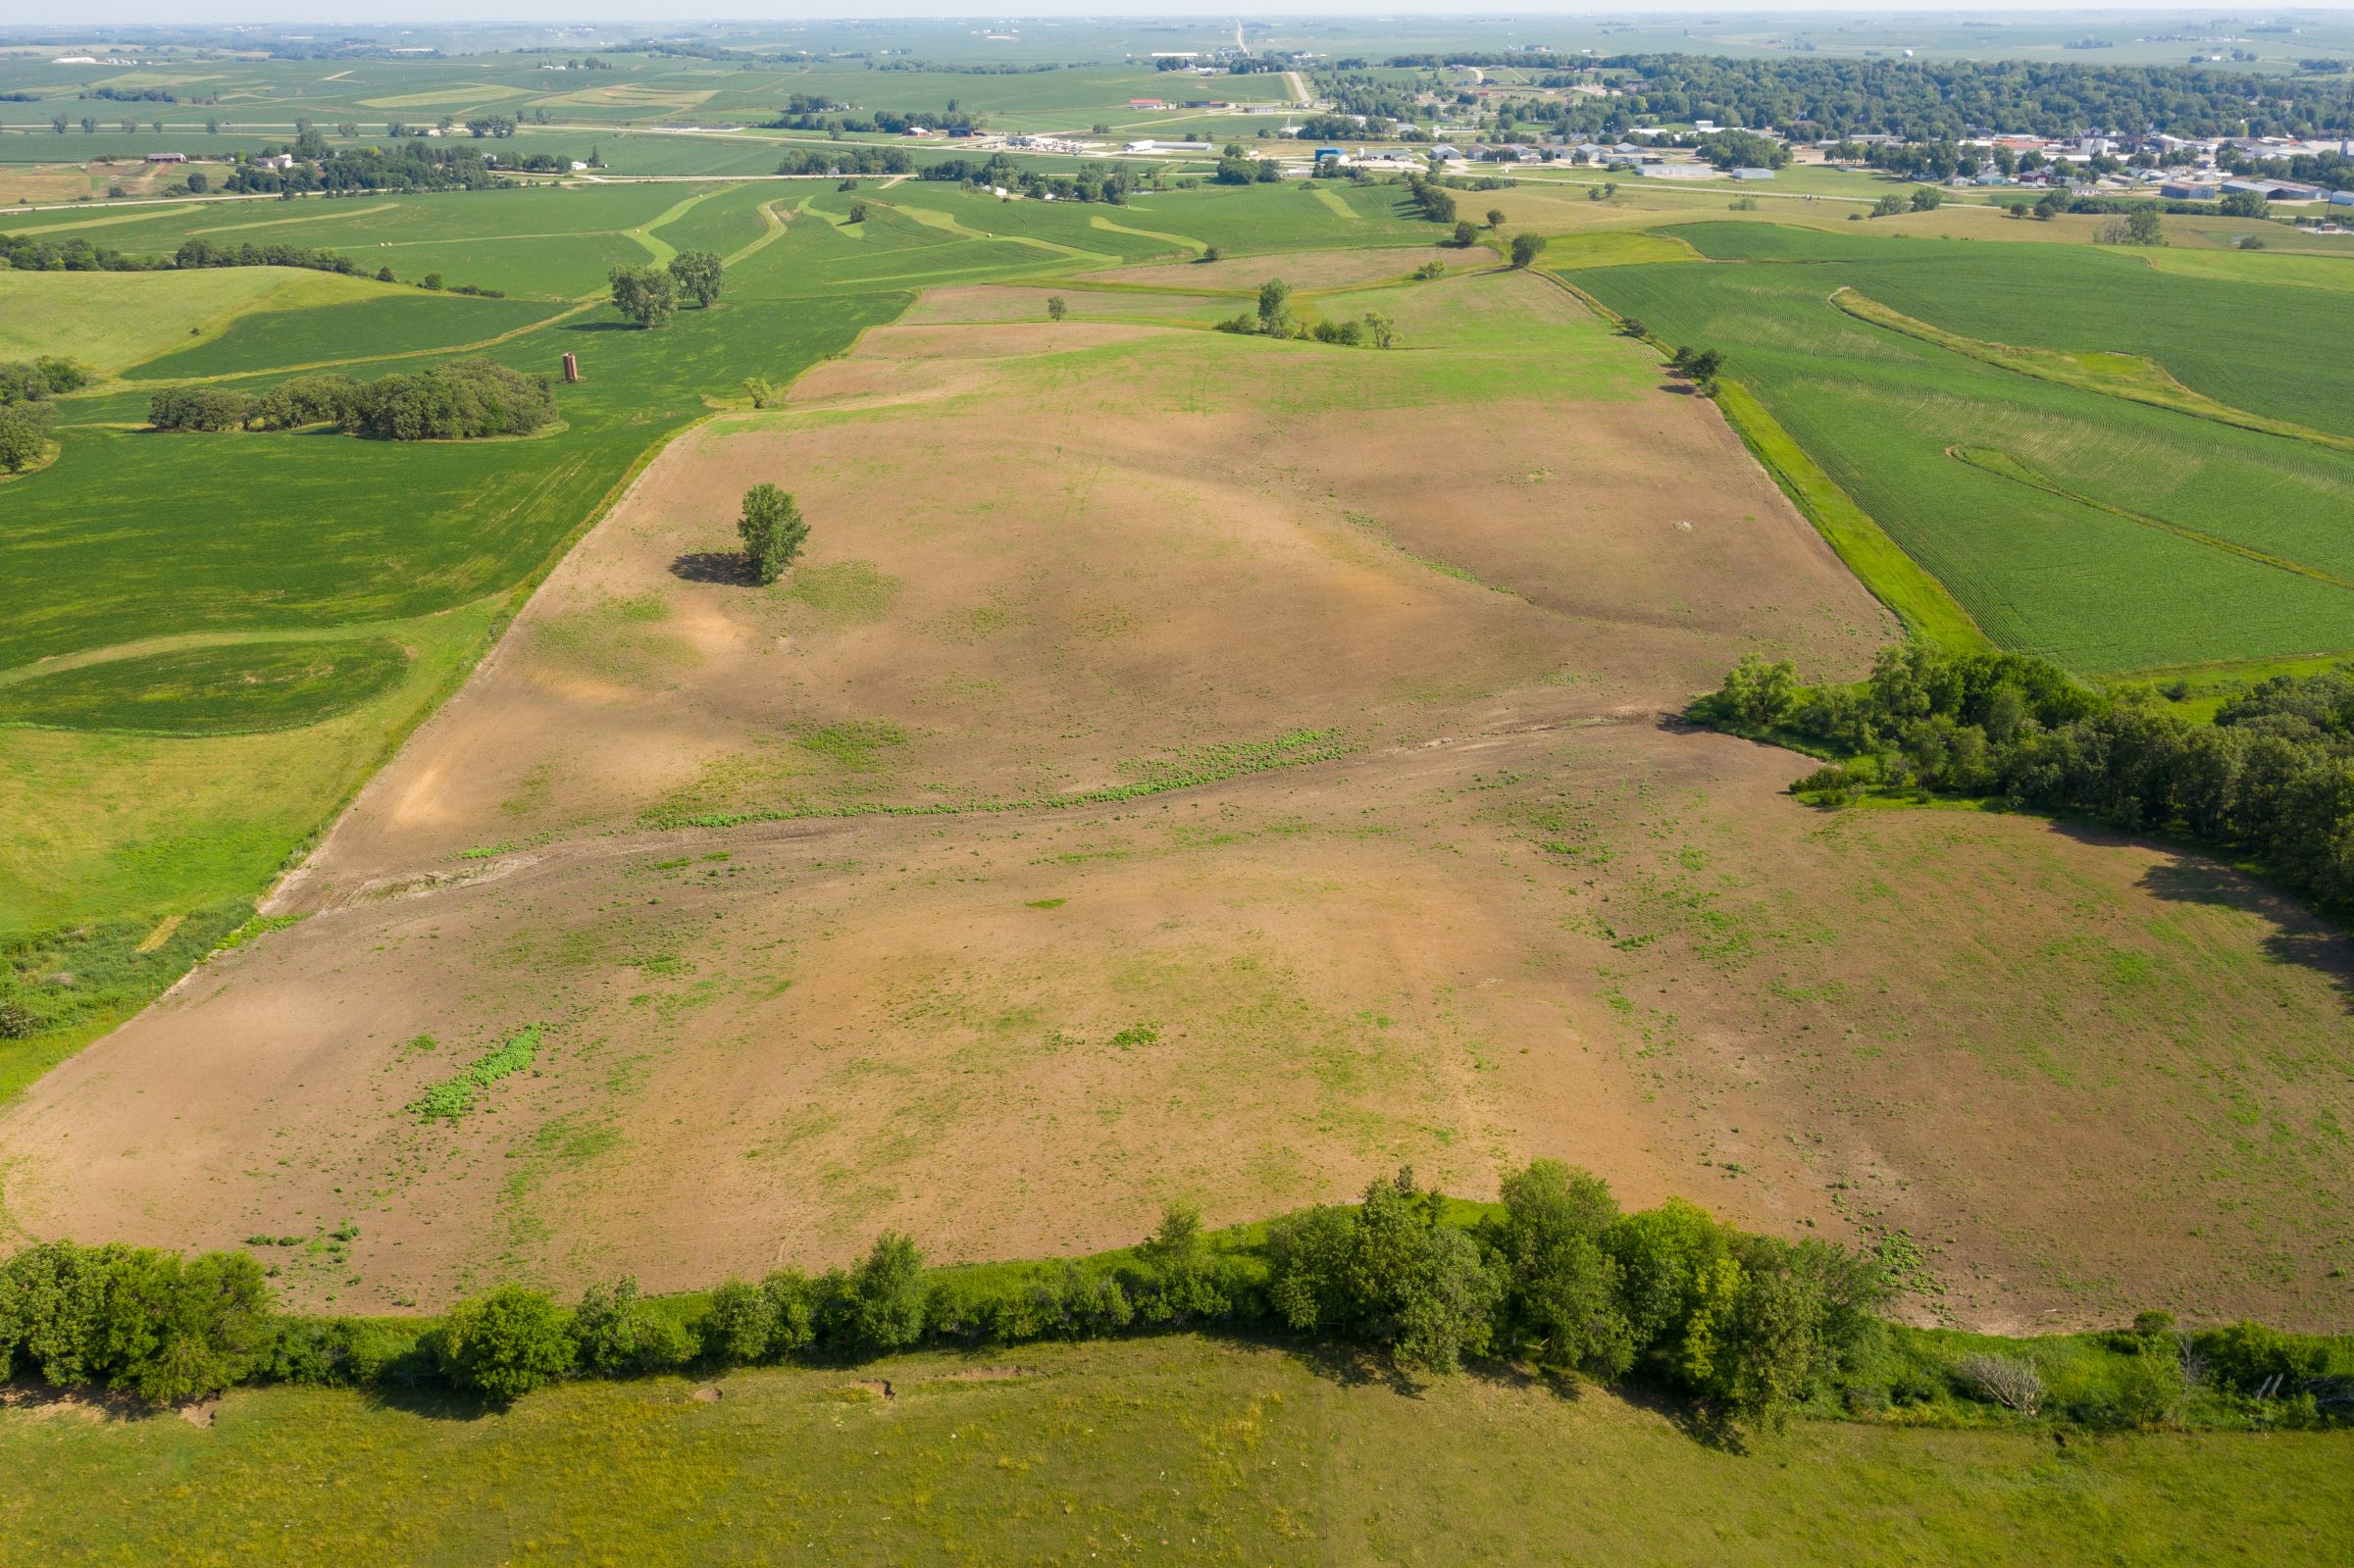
[0,402,56,474]
[608,264,678,328]
[1362,311,1397,349]
[1266,1168,1503,1376]
[1910,185,1943,211]
[829,1232,929,1354]
[1485,1160,1633,1376]
[1485,207,1507,228]
[1712,654,1798,729]
[667,249,724,308]
[737,482,808,585]
[1131,1203,1231,1324]
[702,1279,776,1363]
[573,1277,693,1375]
[1509,231,1543,268]
[1047,295,1068,322]
[1871,192,1907,218]
[437,1285,575,1403]
[2124,206,2166,245]
[1255,278,1294,335]
[1451,218,1478,247]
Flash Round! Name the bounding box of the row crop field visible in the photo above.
[1574,225,2354,676]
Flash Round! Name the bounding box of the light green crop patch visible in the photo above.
[408,1024,543,1122]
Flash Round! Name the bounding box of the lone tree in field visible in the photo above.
[1047,295,1068,322]
[1486,207,1506,228]
[668,250,723,308]
[1363,311,1398,350]
[609,264,678,328]
[1510,231,1544,269]
[1255,278,1294,335]
[738,482,808,585]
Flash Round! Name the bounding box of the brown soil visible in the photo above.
[1078,245,1475,292]
[5,273,2349,1333]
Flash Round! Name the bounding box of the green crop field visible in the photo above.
[3,1336,2347,1567]
[0,638,412,735]
[1576,225,2354,675]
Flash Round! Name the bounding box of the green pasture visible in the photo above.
[0,638,411,735]
[1579,225,2354,675]
[125,290,570,379]
[2,1335,2346,1567]
[0,266,389,373]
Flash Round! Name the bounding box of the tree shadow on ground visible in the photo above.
[671,551,754,585]
[359,1380,499,1422]
[2073,832,2354,1017]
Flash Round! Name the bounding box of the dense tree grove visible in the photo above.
[6,1166,2340,1428]
[149,359,556,442]
[776,146,915,177]
[0,355,77,475]
[1380,54,2354,140]
[1702,646,2354,907]
[215,138,511,195]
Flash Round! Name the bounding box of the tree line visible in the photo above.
[149,358,557,442]
[1701,646,2354,908]
[3,1161,2343,1432]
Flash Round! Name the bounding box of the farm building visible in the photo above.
[1729,167,1775,179]
[2222,177,2325,201]
[143,152,187,164]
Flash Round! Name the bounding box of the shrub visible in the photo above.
[2203,1320,2328,1394]
[825,1233,929,1355]
[761,1269,819,1357]
[703,1278,774,1364]
[574,1277,692,1375]
[1128,1203,1233,1326]
[436,1285,574,1402]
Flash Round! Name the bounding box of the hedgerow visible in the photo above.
[4,1164,2345,1430]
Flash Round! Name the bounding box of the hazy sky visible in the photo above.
[0,3,2226,26]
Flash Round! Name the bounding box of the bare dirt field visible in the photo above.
[4,268,2348,1332]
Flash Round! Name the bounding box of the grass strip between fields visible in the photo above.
[1950,445,2354,595]
[1831,285,2354,455]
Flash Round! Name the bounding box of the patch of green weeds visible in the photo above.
[408,1023,543,1122]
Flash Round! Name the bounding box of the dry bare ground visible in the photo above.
[4,266,2349,1332]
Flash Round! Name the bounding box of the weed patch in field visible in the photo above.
[408,1024,543,1122]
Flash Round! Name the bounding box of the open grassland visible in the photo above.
[1575,225,2354,675]
[0,266,395,374]
[3,1335,2348,1567]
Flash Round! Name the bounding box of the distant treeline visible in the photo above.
[3,1163,2346,1434]
[1376,53,2354,141]
[1701,647,2354,908]
[768,108,979,134]
[149,359,557,442]
[774,146,1144,204]
[0,232,497,296]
